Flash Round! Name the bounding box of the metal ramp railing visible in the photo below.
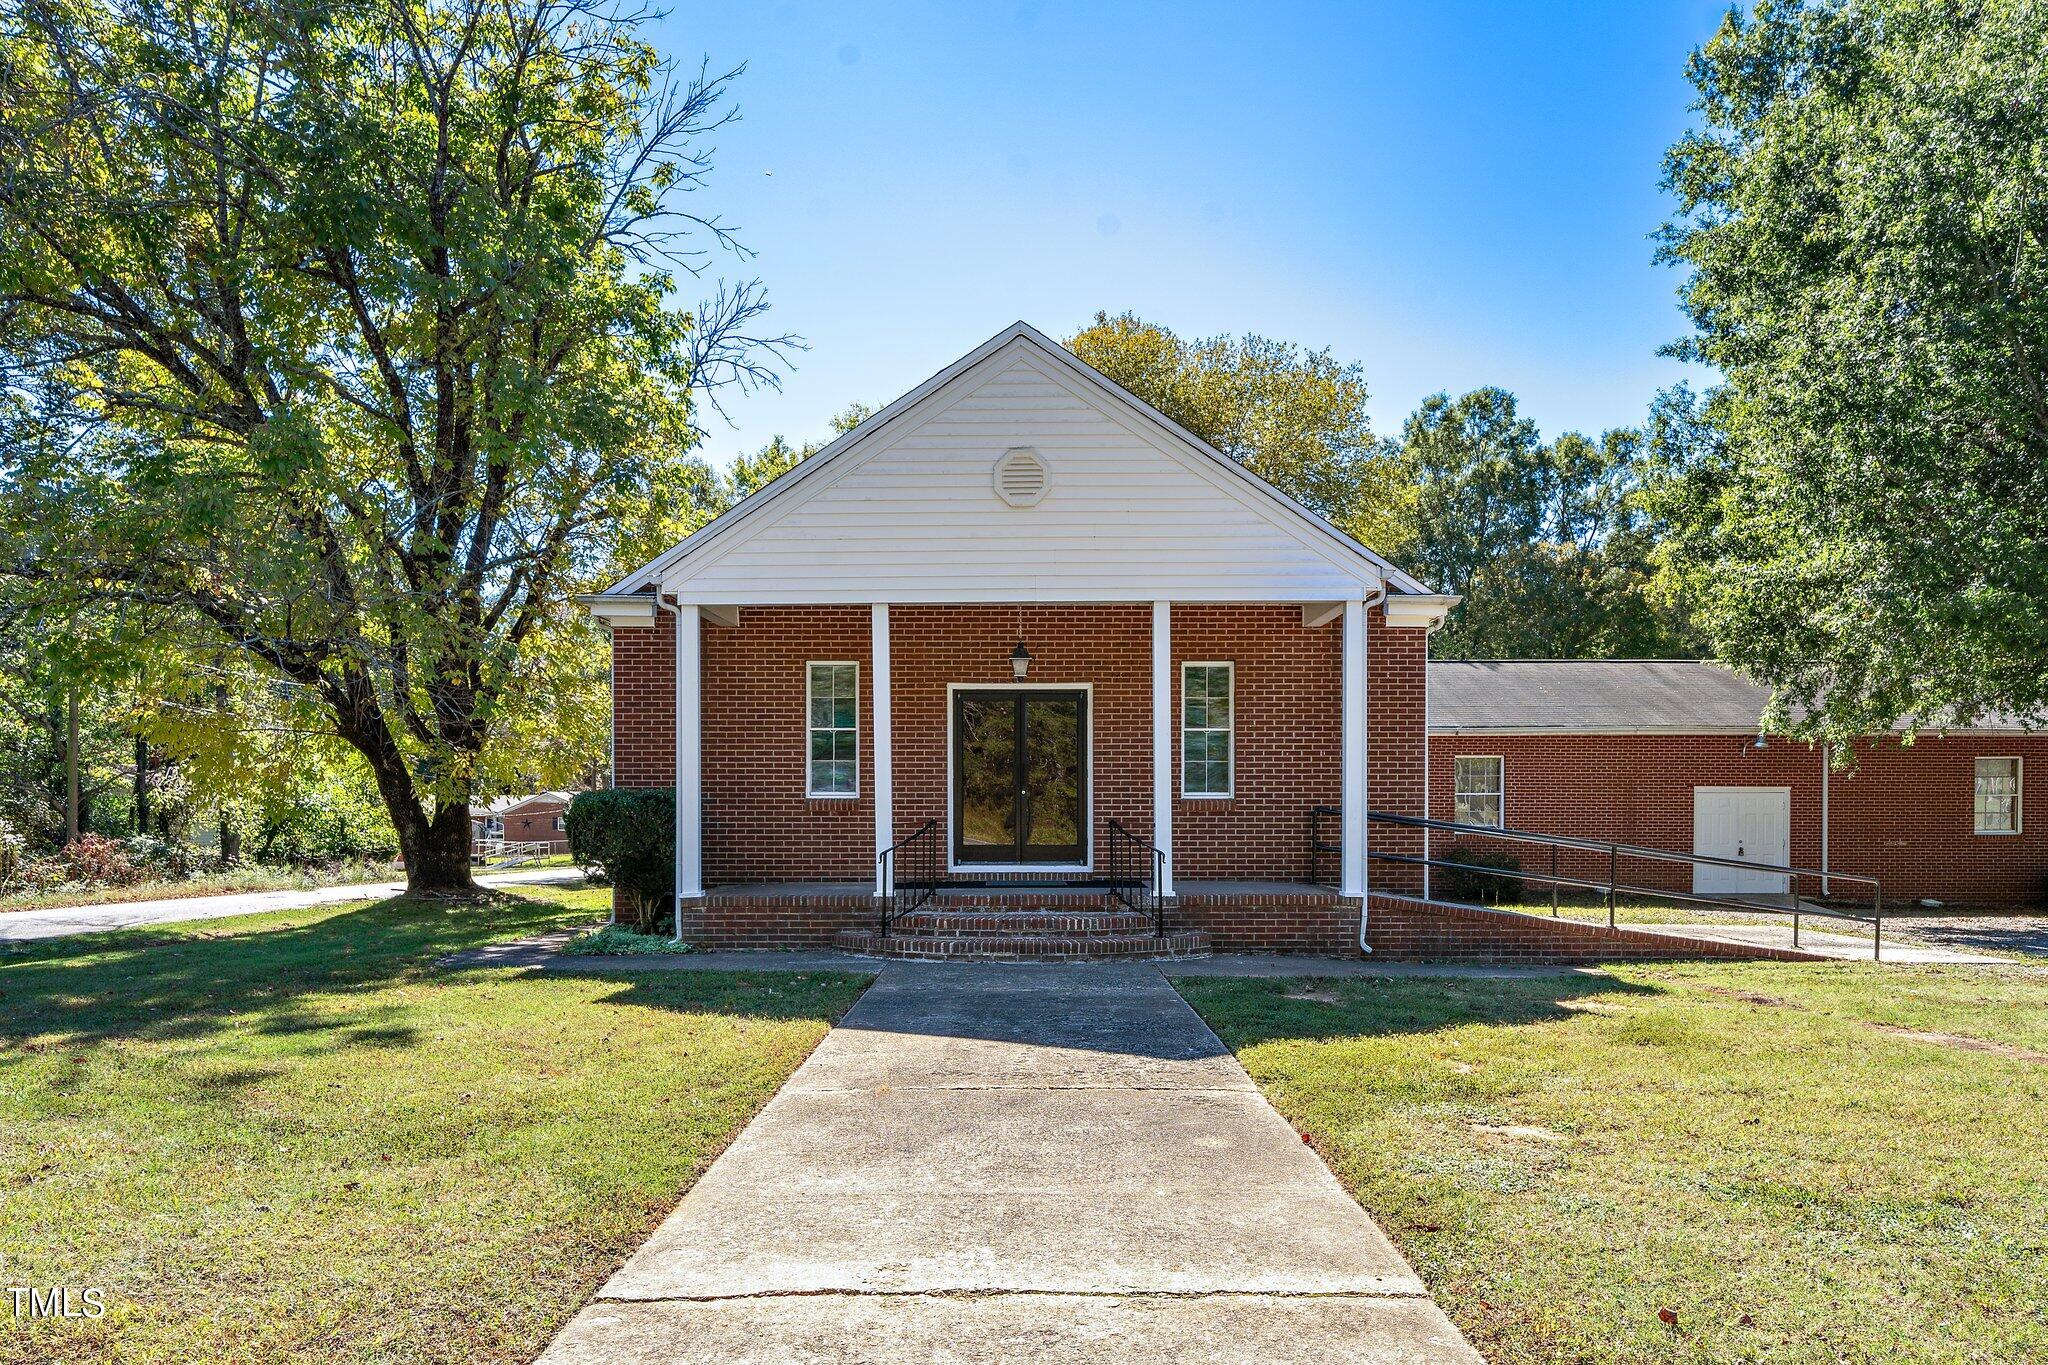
[1354,810,1887,960]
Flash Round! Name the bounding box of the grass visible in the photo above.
[0,860,407,914]
[1179,964,2048,1363]
[0,885,870,1363]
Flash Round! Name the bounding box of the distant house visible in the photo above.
[472,792,575,854]
[1428,660,2045,906]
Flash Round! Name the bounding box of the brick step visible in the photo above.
[889,908,1157,937]
[926,889,1123,910]
[835,927,1210,961]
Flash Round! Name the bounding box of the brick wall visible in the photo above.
[1426,731,2048,906]
[500,801,569,852]
[1368,611,1429,895]
[1828,734,2048,905]
[608,600,1433,888]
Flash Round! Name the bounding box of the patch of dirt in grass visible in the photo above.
[1873,1025,2048,1064]
[1468,1122,1571,1144]
[1693,984,1798,1009]
[1281,987,1346,1004]
[1691,984,2043,1061]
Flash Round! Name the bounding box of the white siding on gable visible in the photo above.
[663,344,1382,603]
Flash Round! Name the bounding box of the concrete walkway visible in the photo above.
[0,866,585,943]
[540,963,1479,1363]
[1628,920,2015,964]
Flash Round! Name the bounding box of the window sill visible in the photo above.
[806,792,861,802]
[1973,827,2021,836]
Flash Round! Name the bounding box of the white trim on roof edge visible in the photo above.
[599,321,1432,602]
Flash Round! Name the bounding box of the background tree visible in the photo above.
[1398,389,1694,658]
[1656,0,2048,743]
[1067,312,1411,552]
[724,402,874,503]
[0,0,780,890]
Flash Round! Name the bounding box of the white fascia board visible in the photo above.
[575,593,658,626]
[1427,725,1776,737]
[1384,594,1461,629]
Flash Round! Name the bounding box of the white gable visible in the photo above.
[610,324,1426,606]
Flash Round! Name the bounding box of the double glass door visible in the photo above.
[952,689,1087,865]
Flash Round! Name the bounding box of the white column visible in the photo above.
[1340,599,1368,899]
[872,603,894,897]
[674,602,704,910]
[1151,600,1175,898]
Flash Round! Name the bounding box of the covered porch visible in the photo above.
[644,598,1390,902]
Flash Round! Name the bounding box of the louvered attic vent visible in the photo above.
[991,447,1050,507]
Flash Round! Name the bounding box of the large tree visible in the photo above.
[1400,389,1693,659]
[0,0,778,889]
[1066,312,1411,552]
[1656,0,2048,743]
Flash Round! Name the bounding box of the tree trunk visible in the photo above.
[400,802,476,894]
[219,809,241,864]
[133,734,149,835]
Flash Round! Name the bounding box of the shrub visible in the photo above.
[59,834,146,887]
[121,834,198,879]
[565,789,673,929]
[561,925,696,956]
[1437,844,1523,905]
[0,817,22,889]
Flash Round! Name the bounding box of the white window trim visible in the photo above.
[1453,754,1505,829]
[1180,661,1235,800]
[806,660,861,800]
[1974,755,2022,835]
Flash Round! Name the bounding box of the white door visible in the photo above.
[1692,787,1792,897]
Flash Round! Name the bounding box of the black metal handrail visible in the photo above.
[1104,818,1166,938]
[1308,804,1341,887]
[877,819,938,937]
[1364,809,1886,960]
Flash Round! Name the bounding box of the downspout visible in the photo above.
[1358,583,1387,955]
[1820,742,1831,898]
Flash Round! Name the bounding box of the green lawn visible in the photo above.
[1179,964,2048,1363]
[0,886,870,1364]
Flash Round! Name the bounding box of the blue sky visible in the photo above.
[655,1,1733,471]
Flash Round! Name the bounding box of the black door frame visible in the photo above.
[949,686,1090,867]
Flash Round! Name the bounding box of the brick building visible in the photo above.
[472,791,575,854]
[584,322,1454,955]
[1427,660,2046,908]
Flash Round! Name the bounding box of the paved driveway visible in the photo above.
[540,963,1478,1363]
[0,866,585,943]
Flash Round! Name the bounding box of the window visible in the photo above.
[553,815,566,832]
[1453,756,1503,828]
[1181,663,1233,797]
[1975,756,2021,834]
[807,662,859,797]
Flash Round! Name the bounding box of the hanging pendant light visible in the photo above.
[1010,640,1033,680]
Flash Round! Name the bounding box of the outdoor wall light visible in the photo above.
[1010,640,1033,680]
